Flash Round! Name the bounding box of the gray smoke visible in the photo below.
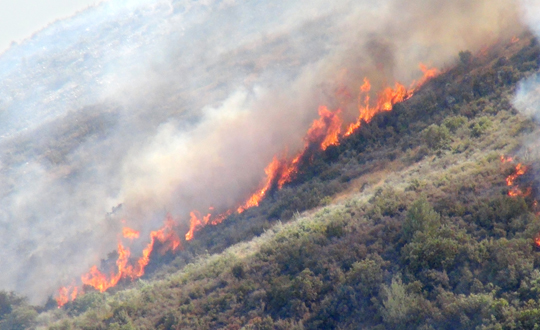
[0,0,522,303]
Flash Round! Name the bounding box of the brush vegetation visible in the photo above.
[2,35,540,330]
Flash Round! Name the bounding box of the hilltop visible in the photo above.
[1,32,540,330]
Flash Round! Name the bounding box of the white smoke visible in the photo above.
[0,0,522,303]
[514,0,540,120]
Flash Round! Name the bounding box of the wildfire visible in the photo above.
[502,158,533,198]
[344,64,436,137]
[56,285,78,308]
[506,163,528,187]
[237,157,284,214]
[307,106,342,151]
[56,63,440,306]
[194,64,440,237]
[185,211,211,241]
[56,216,181,307]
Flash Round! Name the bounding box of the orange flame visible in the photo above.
[500,155,514,163]
[56,64,440,306]
[511,36,520,44]
[506,163,527,187]
[185,211,211,241]
[306,106,342,151]
[236,106,344,215]
[344,74,420,137]
[195,64,440,237]
[56,217,181,306]
[509,186,532,197]
[56,285,78,308]
[135,216,181,275]
[504,161,533,197]
[237,157,282,213]
[417,63,440,87]
[122,227,140,239]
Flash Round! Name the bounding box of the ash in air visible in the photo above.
[0,0,521,303]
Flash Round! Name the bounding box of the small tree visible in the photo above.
[402,197,440,241]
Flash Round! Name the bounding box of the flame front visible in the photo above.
[56,217,181,306]
[55,64,440,306]
[82,217,181,292]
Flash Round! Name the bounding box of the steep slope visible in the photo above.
[7,34,536,329]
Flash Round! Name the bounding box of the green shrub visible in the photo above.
[443,115,468,133]
[471,116,493,137]
[402,197,441,241]
[422,124,451,150]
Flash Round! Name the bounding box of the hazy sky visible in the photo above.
[0,0,104,51]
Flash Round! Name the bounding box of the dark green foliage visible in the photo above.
[402,197,440,241]
[231,264,246,279]
[0,306,37,330]
[0,291,36,330]
[471,116,493,137]
[443,115,467,133]
[422,124,451,150]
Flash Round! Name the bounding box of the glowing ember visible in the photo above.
[511,36,520,44]
[210,210,233,226]
[500,155,514,163]
[508,186,532,197]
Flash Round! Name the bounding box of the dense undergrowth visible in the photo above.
[2,34,540,329]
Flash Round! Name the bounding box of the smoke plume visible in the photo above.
[514,0,540,120]
[0,0,522,303]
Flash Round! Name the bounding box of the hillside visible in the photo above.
[0,32,524,329]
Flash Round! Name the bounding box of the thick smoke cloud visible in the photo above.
[0,0,521,303]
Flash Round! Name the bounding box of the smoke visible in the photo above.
[512,0,540,168]
[514,0,540,119]
[0,0,521,303]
